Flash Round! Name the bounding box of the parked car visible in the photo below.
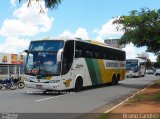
[155,69,160,76]
[146,69,154,74]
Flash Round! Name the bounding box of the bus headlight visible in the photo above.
[49,80,60,83]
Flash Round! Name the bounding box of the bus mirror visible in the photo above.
[24,50,29,53]
[57,49,63,62]
[36,75,42,79]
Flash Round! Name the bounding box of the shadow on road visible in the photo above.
[25,78,157,95]
[118,83,148,89]
[26,90,72,96]
[25,83,113,95]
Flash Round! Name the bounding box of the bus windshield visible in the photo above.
[26,52,61,76]
[126,60,138,71]
[25,40,64,76]
[29,40,64,51]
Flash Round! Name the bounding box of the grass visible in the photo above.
[127,91,160,104]
[96,113,111,119]
[128,80,160,104]
[153,92,160,102]
[153,80,160,87]
[129,93,147,103]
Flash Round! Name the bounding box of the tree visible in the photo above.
[146,59,152,69]
[154,55,160,68]
[157,54,160,62]
[113,8,160,54]
[19,0,63,11]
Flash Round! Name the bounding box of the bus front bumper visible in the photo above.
[24,81,61,90]
[126,72,139,77]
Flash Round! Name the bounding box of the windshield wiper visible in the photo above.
[29,52,49,75]
[29,52,42,74]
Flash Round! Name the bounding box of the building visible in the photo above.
[104,39,125,49]
[0,53,24,75]
[137,53,149,60]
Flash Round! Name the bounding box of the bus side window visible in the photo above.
[86,51,92,58]
[75,50,83,58]
[62,40,74,74]
[75,50,80,58]
[81,50,85,58]
[103,48,107,59]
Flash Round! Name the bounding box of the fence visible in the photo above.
[0,65,24,75]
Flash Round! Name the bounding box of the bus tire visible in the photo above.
[141,75,145,77]
[74,77,83,92]
[116,74,120,85]
[111,74,117,86]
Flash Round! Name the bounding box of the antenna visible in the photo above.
[43,37,49,40]
[75,37,82,40]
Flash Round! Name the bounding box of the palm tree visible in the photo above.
[19,0,63,10]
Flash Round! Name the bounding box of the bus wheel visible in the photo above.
[74,77,83,92]
[115,74,120,85]
[111,74,117,86]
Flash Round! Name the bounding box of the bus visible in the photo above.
[24,38,126,91]
[126,58,146,77]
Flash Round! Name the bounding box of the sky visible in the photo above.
[0,0,159,62]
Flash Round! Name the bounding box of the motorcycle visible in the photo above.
[13,75,25,89]
[0,75,17,90]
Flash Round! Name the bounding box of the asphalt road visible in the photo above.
[0,75,159,118]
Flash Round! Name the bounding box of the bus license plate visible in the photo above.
[36,85,42,89]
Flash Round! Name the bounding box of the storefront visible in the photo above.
[0,53,24,75]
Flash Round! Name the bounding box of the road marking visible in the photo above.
[35,93,71,102]
[104,82,154,113]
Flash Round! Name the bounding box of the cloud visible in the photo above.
[93,18,124,43]
[60,28,90,40]
[122,43,157,62]
[122,43,137,59]
[0,1,53,37]
[59,30,73,38]
[148,53,157,62]
[73,28,90,39]
[0,19,41,36]
[94,18,123,39]
[10,0,16,7]
[94,36,104,43]
[0,37,30,53]
[0,0,54,54]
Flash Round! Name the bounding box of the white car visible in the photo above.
[146,69,154,74]
[155,69,160,76]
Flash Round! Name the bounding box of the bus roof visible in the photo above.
[31,37,125,52]
[127,58,146,63]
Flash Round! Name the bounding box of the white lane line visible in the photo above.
[104,82,154,113]
[35,94,70,102]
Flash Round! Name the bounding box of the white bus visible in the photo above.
[24,38,126,91]
[126,58,146,77]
